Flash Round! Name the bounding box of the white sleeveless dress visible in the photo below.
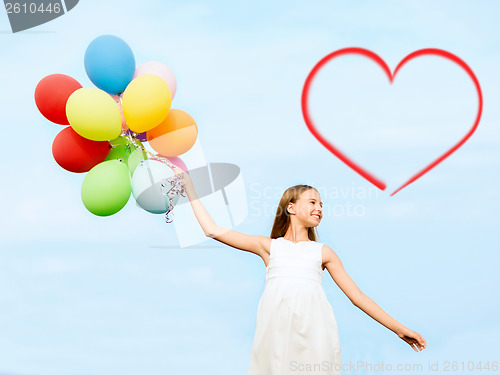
[248,237,342,375]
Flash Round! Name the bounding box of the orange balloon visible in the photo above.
[147,109,198,156]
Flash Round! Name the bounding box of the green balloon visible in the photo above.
[105,136,147,175]
[105,136,129,160]
[127,146,147,175]
[81,160,132,216]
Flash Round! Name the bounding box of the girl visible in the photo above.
[173,168,426,374]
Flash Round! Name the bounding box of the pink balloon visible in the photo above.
[109,94,121,102]
[159,155,188,173]
[116,101,127,130]
[107,94,127,130]
[134,61,177,98]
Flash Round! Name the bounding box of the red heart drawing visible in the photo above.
[301,48,483,196]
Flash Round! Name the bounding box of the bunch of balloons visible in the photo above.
[35,35,198,219]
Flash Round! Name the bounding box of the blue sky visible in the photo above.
[1,1,499,374]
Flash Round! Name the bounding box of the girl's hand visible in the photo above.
[173,167,194,191]
[397,327,427,352]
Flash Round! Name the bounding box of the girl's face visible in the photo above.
[288,189,323,227]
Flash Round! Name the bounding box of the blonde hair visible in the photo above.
[270,184,319,241]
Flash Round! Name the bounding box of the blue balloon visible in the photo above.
[84,35,136,95]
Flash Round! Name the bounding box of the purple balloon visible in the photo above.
[126,128,147,142]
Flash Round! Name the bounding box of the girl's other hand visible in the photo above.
[397,327,427,352]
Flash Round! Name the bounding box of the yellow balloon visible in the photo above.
[122,74,172,133]
[66,87,122,141]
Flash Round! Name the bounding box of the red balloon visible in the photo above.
[35,74,82,125]
[52,127,111,173]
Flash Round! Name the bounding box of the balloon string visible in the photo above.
[118,142,133,162]
[121,131,178,170]
[160,174,186,223]
[120,130,185,224]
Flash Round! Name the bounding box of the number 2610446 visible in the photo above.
[5,2,62,14]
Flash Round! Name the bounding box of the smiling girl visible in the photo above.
[173,168,426,375]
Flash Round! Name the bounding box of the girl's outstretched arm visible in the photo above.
[322,245,427,352]
[173,168,271,261]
